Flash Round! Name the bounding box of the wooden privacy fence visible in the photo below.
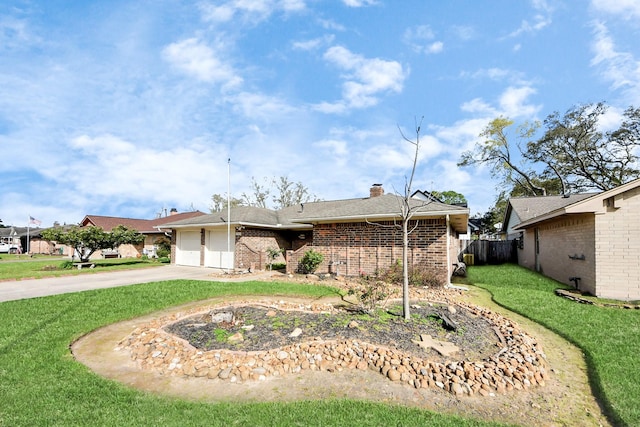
[460,240,517,265]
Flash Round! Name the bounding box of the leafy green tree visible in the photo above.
[458,117,550,196]
[527,103,640,192]
[41,225,144,262]
[431,190,467,205]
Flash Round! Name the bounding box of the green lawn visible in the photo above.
[465,264,640,427]
[0,279,504,427]
[0,257,162,280]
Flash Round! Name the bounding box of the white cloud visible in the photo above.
[230,91,297,119]
[314,138,349,166]
[59,134,225,209]
[590,21,640,101]
[591,0,640,20]
[292,35,335,51]
[318,45,407,111]
[460,98,497,115]
[199,0,306,24]
[451,25,476,41]
[498,86,541,118]
[0,16,39,51]
[403,25,443,55]
[426,41,444,54]
[342,0,378,7]
[507,0,553,38]
[162,38,243,87]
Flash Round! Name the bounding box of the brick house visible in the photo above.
[503,178,640,300]
[79,210,205,259]
[161,185,469,283]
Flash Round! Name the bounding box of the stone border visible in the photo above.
[117,299,548,397]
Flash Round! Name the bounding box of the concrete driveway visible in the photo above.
[0,265,230,303]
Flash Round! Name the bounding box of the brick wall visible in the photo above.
[594,187,640,300]
[235,228,290,270]
[287,219,449,280]
[539,214,596,294]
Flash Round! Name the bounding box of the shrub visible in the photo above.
[375,260,446,288]
[155,237,171,259]
[348,273,391,313]
[267,262,286,271]
[299,249,324,273]
[409,263,446,288]
[156,247,170,258]
[59,260,74,270]
[158,257,170,264]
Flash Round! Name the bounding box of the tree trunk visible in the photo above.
[402,217,410,320]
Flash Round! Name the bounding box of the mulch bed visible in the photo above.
[165,302,500,363]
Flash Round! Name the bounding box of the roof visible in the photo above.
[512,178,640,230]
[161,194,470,233]
[506,193,597,225]
[81,211,205,233]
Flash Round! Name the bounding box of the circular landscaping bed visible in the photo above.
[118,297,549,397]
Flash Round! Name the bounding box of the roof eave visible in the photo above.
[291,209,469,224]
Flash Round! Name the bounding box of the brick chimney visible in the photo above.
[170,208,178,216]
[370,183,384,198]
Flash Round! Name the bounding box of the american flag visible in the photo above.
[29,216,41,226]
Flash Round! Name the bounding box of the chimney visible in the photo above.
[170,208,178,216]
[370,183,384,198]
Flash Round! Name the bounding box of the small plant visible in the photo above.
[348,273,391,314]
[59,260,74,270]
[213,328,231,343]
[266,247,284,271]
[299,249,324,274]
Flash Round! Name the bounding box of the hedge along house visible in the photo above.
[162,185,469,283]
[504,178,640,301]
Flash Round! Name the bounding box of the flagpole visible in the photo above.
[227,158,231,273]
[27,216,30,255]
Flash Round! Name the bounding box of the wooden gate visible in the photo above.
[460,240,516,265]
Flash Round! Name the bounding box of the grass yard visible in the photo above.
[465,264,640,427]
[0,279,505,427]
[0,257,162,280]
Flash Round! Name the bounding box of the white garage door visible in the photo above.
[204,229,234,269]
[175,230,201,266]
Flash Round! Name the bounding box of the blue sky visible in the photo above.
[2,0,640,227]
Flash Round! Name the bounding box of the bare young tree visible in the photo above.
[368,117,430,320]
[396,116,427,320]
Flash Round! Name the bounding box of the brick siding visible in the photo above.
[594,187,640,300]
[286,219,449,281]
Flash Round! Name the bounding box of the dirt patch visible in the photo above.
[72,289,610,427]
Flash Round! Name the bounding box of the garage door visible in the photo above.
[204,229,234,269]
[175,231,201,266]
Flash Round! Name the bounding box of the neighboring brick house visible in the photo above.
[503,178,640,301]
[161,185,469,283]
[80,210,205,259]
